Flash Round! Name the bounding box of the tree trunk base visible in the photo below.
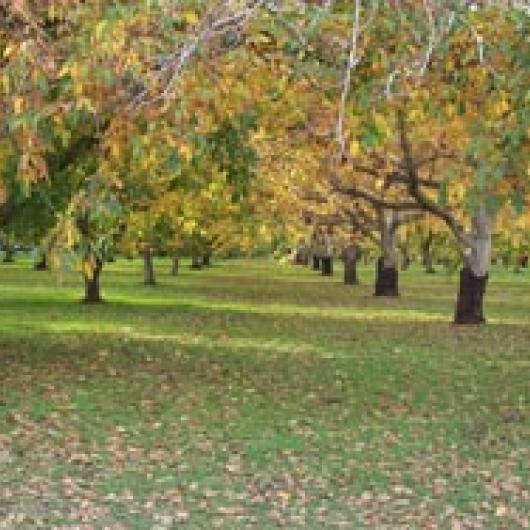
[344,261,358,285]
[312,256,320,271]
[454,268,487,325]
[82,258,103,304]
[83,281,103,304]
[375,257,398,297]
[321,257,333,276]
[34,256,48,270]
[171,257,179,276]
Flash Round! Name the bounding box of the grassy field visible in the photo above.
[0,257,529,529]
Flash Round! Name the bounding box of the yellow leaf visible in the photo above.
[349,139,361,157]
[13,97,23,114]
[182,11,199,25]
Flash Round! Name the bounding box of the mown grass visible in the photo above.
[0,257,529,528]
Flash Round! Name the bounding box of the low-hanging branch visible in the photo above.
[396,109,472,249]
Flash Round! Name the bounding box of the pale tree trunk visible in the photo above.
[454,205,492,325]
[343,243,360,285]
[143,246,156,285]
[321,232,334,276]
[375,211,398,296]
[83,255,103,304]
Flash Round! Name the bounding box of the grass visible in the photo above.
[0,257,529,528]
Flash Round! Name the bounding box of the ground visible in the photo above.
[0,257,529,529]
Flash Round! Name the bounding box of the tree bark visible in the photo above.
[202,254,211,267]
[295,244,309,265]
[422,249,436,273]
[454,205,492,325]
[343,244,360,285]
[143,246,156,285]
[171,255,179,276]
[321,256,333,276]
[83,256,103,304]
[375,211,399,296]
[312,255,320,270]
[375,256,398,296]
[454,268,488,324]
[421,232,436,273]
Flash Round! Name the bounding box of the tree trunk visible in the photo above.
[34,253,48,270]
[375,256,398,296]
[375,211,399,296]
[422,249,436,273]
[191,255,202,270]
[344,259,358,284]
[454,268,488,324]
[202,254,211,267]
[321,256,333,276]
[321,232,334,276]
[454,205,492,325]
[295,245,309,265]
[83,257,103,304]
[171,255,179,276]
[421,232,436,273]
[312,255,320,270]
[343,244,360,285]
[143,247,156,285]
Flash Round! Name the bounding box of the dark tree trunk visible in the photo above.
[519,255,528,268]
[83,258,103,304]
[171,255,179,276]
[454,268,488,325]
[34,254,48,270]
[191,255,202,270]
[312,255,320,271]
[143,247,156,285]
[344,258,358,285]
[202,254,211,267]
[321,256,333,276]
[375,257,398,297]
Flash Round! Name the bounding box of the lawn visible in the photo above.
[0,258,529,528]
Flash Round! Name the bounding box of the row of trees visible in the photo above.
[1,1,529,323]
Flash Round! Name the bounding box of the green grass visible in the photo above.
[0,257,529,528]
